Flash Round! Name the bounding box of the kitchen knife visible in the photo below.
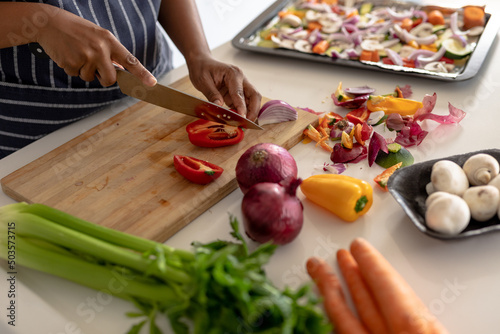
[115,67,263,130]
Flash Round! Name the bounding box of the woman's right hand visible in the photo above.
[33,4,156,87]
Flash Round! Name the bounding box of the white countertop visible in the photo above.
[3,7,500,332]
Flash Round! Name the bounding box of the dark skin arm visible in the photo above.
[0,3,156,87]
[0,1,261,119]
[158,0,262,121]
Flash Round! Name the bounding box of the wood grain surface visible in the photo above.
[1,76,319,242]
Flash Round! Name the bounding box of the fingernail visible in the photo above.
[145,75,157,87]
[213,99,223,106]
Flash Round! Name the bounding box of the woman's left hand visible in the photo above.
[186,55,262,122]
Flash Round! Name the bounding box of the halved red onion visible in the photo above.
[258,100,298,126]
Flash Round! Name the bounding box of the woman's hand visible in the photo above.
[34,5,156,87]
[186,55,262,121]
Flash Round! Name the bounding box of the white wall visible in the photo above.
[169,0,275,68]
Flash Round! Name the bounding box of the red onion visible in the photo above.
[235,143,298,194]
[257,100,298,126]
[241,177,303,245]
[331,143,367,164]
[368,132,388,167]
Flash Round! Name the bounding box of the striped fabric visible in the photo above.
[0,0,173,158]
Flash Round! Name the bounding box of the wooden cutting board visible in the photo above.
[1,76,318,242]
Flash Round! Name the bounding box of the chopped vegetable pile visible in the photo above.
[0,203,331,334]
[256,0,486,75]
[302,81,466,190]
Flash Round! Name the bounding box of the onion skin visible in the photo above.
[241,178,303,245]
[236,143,298,194]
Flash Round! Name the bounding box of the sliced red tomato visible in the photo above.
[186,119,244,148]
[346,107,370,125]
[173,155,223,185]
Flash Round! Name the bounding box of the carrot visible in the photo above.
[463,6,485,30]
[337,249,390,334]
[427,10,445,26]
[360,49,379,62]
[349,238,449,334]
[306,257,370,334]
[307,21,323,31]
[400,17,414,31]
[312,40,329,54]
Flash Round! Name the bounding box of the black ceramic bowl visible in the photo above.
[387,149,500,240]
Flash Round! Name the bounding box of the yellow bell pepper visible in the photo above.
[300,174,373,222]
[367,95,423,116]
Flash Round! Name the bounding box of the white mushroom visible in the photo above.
[462,185,500,222]
[425,182,436,195]
[410,22,434,37]
[425,193,470,235]
[281,14,302,28]
[425,191,450,207]
[430,160,469,196]
[488,174,500,192]
[462,154,500,186]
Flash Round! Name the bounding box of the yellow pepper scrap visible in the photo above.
[335,82,352,103]
[367,95,423,116]
[300,174,373,222]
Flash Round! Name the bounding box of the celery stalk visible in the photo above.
[0,235,179,305]
[15,203,194,261]
[0,203,332,333]
[8,211,189,283]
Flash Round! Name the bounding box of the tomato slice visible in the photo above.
[186,119,244,148]
[173,155,223,185]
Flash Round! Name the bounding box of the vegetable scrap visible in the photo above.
[0,203,332,333]
[256,0,487,75]
[302,82,466,172]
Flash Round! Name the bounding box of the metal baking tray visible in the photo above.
[232,0,500,81]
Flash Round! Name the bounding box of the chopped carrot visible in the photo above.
[359,49,379,62]
[349,238,449,334]
[337,249,390,334]
[304,125,333,152]
[306,257,370,334]
[463,6,485,30]
[427,10,445,25]
[400,17,414,31]
[312,40,329,54]
[307,21,323,31]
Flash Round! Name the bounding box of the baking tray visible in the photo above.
[232,0,500,81]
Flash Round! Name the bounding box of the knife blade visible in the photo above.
[115,68,263,130]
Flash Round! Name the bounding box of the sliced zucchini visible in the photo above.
[441,38,473,59]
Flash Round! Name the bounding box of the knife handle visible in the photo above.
[29,42,50,59]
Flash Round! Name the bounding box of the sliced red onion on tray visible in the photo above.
[257,100,298,126]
